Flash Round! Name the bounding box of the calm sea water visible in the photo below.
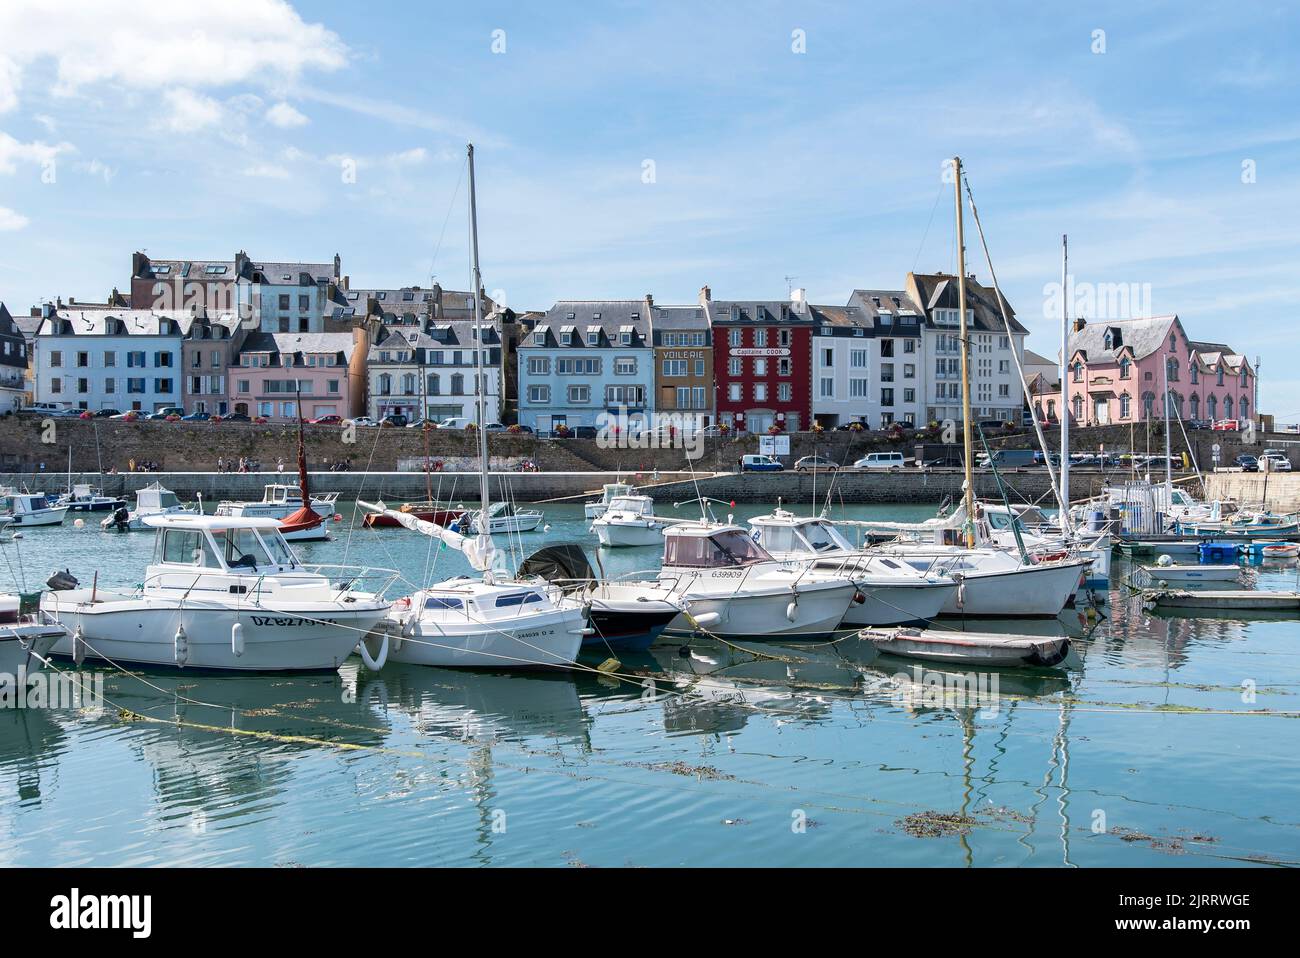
[3,496,1299,867]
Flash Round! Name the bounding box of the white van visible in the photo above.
[436,417,473,430]
[854,451,906,471]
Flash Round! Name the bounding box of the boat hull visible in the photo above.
[42,592,387,672]
[841,580,956,626]
[661,578,857,639]
[387,605,586,668]
[0,624,65,674]
[9,509,68,527]
[595,522,664,548]
[585,603,680,651]
[862,627,1070,668]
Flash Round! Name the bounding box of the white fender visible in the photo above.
[357,630,389,671]
[73,624,86,666]
[691,611,720,626]
[174,623,190,668]
[231,621,245,657]
[786,600,799,622]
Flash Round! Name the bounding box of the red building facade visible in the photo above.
[705,293,814,434]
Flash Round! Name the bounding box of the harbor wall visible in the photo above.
[0,466,1121,506]
[1205,473,1300,512]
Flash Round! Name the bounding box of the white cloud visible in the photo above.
[242,162,290,179]
[33,113,56,133]
[163,88,222,132]
[0,0,347,112]
[0,206,29,230]
[387,147,427,166]
[0,131,71,174]
[266,101,308,128]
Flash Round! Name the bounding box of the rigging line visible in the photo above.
[912,177,946,274]
[426,156,467,286]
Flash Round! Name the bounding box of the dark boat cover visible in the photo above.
[518,543,595,587]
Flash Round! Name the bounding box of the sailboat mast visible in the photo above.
[953,156,975,548]
[467,143,490,520]
[1059,235,1070,516]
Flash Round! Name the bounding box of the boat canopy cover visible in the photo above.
[519,544,594,585]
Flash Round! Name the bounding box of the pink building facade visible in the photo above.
[1058,316,1254,428]
[229,332,356,422]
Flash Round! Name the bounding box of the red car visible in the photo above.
[310,414,343,425]
[1211,419,1240,431]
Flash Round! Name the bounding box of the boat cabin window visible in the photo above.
[665,530,772,567]
[756,525,799,554]
[160,529,221,567]
[212,528,273,570]
[424,595,465,610]
[609,497,648,515]
[802,521,850,553]
[259,530,296,567]
[496,591,543,608]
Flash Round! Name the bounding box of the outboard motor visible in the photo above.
[110,506,130,532]
[47,569,79,591]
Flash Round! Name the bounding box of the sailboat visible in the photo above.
[359,143,589,670]
[277,392,332,542]
[0,593,67,675]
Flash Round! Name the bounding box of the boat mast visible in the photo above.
[953,156,975,548]
[1059,235,1070,517]
[1162,347,1173,495]
[467,143,491,532]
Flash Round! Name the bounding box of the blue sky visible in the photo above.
[2,1,1299,413]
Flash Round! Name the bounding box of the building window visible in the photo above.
[881,388,894,407]
[729,329,742,347]
[1166,357,1179,382]
[851,349,867,368]
[850,378,868,398]
[615,357,636,375]
[778,383,791,402]
[880,339,894,358]
[753,358,767,376]
[754,329,767,347]
[50,377,61,393]
[820,377,833,398]
[527,357,549,375]
[822,348,833,367]
[1072,361,1083,382]
[754,383,768,401]
[569,385,590,403]
[728,383,742,401]
[49,350,62,368]
[528,385,550,403]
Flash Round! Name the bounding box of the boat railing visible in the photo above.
[297,563,402,598]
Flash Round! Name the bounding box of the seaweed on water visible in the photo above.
[643,761,735,781]
[897,810,978,838]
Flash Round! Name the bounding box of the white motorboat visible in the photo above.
[1137,560,1240,585]
[980,502,1112,592]
[584,481,634,520]
[465,501,543,535]
[653,520,859,639]
[592,494,680,548]
[747,509,956,626]
[214,483,339,522]
[357,143,588,671]
[56,483,127,513]
[0,593,67,675]
[101,481,197,532]
[0,491,69,527]
[41,514,395,672]
[842,506,1090,617]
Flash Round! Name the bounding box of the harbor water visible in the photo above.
[2,500,1299,867]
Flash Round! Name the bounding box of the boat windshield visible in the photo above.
[664,529,772,567]
[212,528,273,569]
[802,521,852,553]
[259,530,296,567]
[159,528,222,567]
[609,497,648,515]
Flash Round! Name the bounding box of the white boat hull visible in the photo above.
[595,521,664,548]
[9,508,68,527]
[470,515,543,535]
[886,557,1087,617]
[386,605,586,668]
[662,577,857,639]
[862,627,1070,668]
[1140,564,1240,584]
[42,591,386,671]
[0,623,66,674]
[841,580,957,626]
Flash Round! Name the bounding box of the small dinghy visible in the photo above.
[1145,589,1300,611]
[1139,555,1239,584]
[859,627,1070,668]
[1260,542,1299,559]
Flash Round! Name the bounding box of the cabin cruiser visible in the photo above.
[585,481,635,519]
[214,484,339,521]
[0,593,67,675]
[652,521,860,639]
[844,505,1090,617]
[463,501,543,535]
[41,515,395,672]
[747,509,956,625]
[592,494,679,548]
[55,483,127,513]
[101,481,197,532]
[979,502,1112,592]
[0,491,69,527]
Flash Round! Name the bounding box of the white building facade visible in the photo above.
[818,293,925,428]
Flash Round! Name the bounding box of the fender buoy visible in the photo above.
[174,624,190,668]
[73,624,86,667]
[231,621,245,657]
[358,630,389,671]
[786,600,799,622]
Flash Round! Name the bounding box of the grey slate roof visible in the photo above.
[907,273,1028,335]
[1067,316,1177,363]
[524,300,651,348]
[240,331,355,363]
[40,308,193,337]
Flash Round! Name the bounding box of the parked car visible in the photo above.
[511,424,534,434]
[794,455,838,473]
[148,407,185,420]
[222,413,251,423]
[435,417,473,430]
[346,416,377,427]
[1261,450,1293,472]
[310,414,343,425]
[405,418,436,429]
[741,454,784,472]
[380,414,409,428]
[181,411,209,422]
[1212,419,1241,431]
[484,422,508,432]
[571,425,598,439]
[94,408,121,418]
[1235,454,1259,472]
[18,402,73,416]
[1186,418,1212,430]
[854,452,906,471]
[922,455,965,468]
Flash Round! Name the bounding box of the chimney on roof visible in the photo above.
[790,287,808,316]
[645,293,654,308]
[699,285,711,304]
[333,253,341,279]
[132,251,148,278]
[235,250,249,278]
[342,275,349,291]
[1073,317,1087,333]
